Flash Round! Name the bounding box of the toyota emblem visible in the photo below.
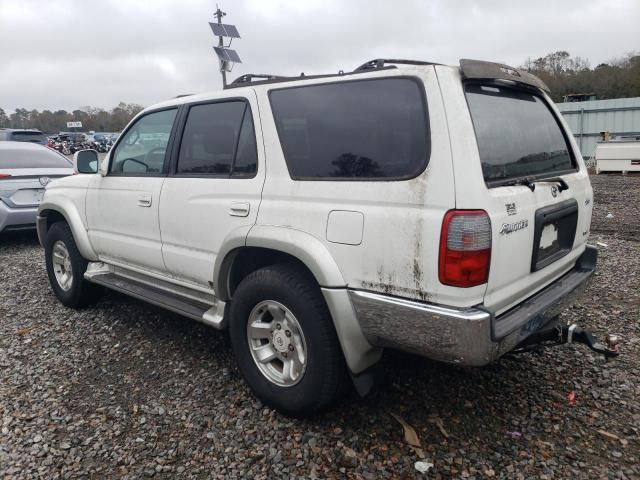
[550,185,558,197]
[39,177,51,187]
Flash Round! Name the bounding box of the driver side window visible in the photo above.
[110,108,177,175]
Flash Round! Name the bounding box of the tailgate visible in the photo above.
[437,64,594,315]
[482,175,592,315]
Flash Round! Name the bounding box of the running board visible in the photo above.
[87,272,227,329]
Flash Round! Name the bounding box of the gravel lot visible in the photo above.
[1,174,639,479]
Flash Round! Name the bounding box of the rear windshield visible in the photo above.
[465,84,575,184]
[10,131,46,143]
[0,147,72,169]
[270,78,430,180]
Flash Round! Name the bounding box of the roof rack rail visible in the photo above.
[230,73,296,85]
[224,59,437,89]
[354,58,441,71]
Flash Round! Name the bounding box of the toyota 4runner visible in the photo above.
[37,59,613,416]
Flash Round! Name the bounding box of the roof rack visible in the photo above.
[227,58,440,89]
[230,73,297,86]
[354,58,441,71]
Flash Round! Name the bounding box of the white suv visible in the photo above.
[38,59,600,416]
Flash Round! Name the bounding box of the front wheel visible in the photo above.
[44,222,103,308]
[229,264,347,416]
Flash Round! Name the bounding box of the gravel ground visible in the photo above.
[1,174,638,479]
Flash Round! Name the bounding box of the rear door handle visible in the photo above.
[138,194,152,207]
[229,202,250,217]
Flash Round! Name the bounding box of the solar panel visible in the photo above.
[213,46,228,61]
[209,22,240,38]
[209,22,226,36]
[222,24,240,38]
[225,48,241,63]
[213,46,242,63]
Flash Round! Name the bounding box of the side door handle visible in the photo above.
[138,193,152,208]
[229,202,250,217]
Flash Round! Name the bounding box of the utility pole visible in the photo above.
[213,5,227,88]
[209,5,241,89]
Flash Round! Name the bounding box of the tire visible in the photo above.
[44,222,103,308]
[229,263,347,416]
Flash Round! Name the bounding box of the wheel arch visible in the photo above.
[38,202,98,261]
[214,225,346,301]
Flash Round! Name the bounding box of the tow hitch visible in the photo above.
[513,324,620,359]
[562,324,620,358]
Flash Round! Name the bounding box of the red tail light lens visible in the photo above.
[439,210,491,288]
[0,173,12,180]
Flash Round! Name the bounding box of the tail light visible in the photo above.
[439,210,491,288]
[0,173,11,180]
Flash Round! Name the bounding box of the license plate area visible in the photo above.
[531,199,578,272]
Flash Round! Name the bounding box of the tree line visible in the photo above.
[522,51,640,102]
[0,102,144,133]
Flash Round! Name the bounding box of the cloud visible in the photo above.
[0,0,638,112]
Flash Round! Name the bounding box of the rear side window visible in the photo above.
[177,101,258,177]
[0,147,71,169]
[465,84,575,184]
[269,78,429,180]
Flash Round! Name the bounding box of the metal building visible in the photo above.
[556,97,640,160]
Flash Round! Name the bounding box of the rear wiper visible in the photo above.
[505,177,536,191]
[538,177,569,192]
[503,176,570,192]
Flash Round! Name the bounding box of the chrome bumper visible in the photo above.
[349,246,597,367]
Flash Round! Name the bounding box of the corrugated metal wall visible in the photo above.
[556,97,640,159]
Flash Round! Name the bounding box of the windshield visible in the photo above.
[0,147,72,169]
[465,84,575,184]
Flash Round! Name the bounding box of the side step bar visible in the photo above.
[88,272,227,329]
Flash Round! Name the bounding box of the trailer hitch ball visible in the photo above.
[606,334,620,354]
[564,324,620,359]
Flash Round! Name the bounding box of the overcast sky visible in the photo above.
[0,0,638,113]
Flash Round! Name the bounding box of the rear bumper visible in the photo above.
[349,246,597,366]
[0,200,38,233]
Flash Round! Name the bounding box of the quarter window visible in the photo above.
[110,109,177,175]
[176,101,258,177]
[269,78,430,180]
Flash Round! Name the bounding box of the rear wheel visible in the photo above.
[229,264,347,416]
[44,222,103,308]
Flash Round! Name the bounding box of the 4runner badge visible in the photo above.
[499,219,529,235]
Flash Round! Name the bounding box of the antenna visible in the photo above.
[209,4,241,88]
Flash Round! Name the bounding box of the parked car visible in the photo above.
[0,128,48,145]
[0,142,74,233]
[37,58,612,416]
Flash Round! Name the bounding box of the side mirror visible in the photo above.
[74,149,99,174]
